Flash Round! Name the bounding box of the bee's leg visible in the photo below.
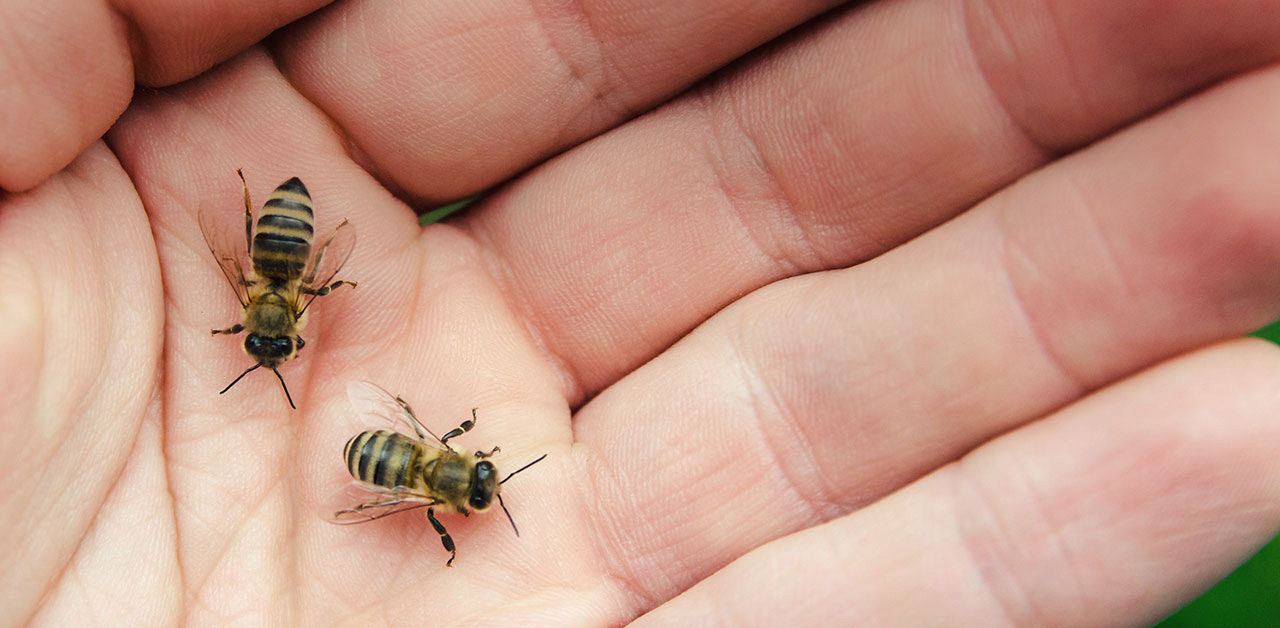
[294,336,305,351]
[211,324,244,335]
[303,280,358,297]
[237,168,252,252]
[301,218,352,286]
[475,446,500,459]
[441,408,479,445]
[426,507,457,567]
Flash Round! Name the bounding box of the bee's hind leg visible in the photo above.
[426,507,457,567]
[212,324,244,335]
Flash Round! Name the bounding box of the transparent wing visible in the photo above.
[198,207,250,307]
[345,380,446,447]
[324,481,441,525]
[296,218,356,316]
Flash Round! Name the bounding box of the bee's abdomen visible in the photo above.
[252,177,314,280]
[344,430,420,490]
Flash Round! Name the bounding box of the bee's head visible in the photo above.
[468,460,499,512]
[243,334,297,366]
[219,337,299,409]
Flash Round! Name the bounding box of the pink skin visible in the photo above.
[4,0,1280,625]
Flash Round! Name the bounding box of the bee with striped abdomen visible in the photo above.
[332,381,547,566]
[200,169,357,409]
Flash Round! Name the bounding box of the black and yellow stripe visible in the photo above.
[344,430,422,490]
[427,507,457,566]
[252,177,315,281]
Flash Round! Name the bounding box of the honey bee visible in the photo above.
[332,381,547,566]
[199,170,357,409]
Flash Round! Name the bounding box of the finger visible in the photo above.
[0,0,330,191]
[0,143,162,625]
[631,340,1280,626]
[570,64,1280,607]
[461,0,1280,399]
[271,0,843,202]
[0,0,132,190]
[119,0,330,85]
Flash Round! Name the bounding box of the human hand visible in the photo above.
[6,1,1280,625]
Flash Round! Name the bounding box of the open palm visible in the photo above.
[7,1,1280,625]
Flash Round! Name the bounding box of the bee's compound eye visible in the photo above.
[475,461,495,484]
[244,335,294,359]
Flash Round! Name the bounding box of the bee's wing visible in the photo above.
[324,482,441,525]
[296,218,356,316]
[197,207,251,307]
[346,380,446,447]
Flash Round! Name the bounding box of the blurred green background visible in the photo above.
[418,197,475,226]
[422,201,1280,626]
[1157,320,1280,626]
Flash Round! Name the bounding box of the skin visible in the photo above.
[4,0,1280,625]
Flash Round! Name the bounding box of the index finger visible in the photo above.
[271,0,843,202]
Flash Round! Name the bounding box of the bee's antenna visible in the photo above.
[500,453,548,485]
[270,366,296,409]
[220,363,262,395]
[497,493,520,537]
[496,453,547,537]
